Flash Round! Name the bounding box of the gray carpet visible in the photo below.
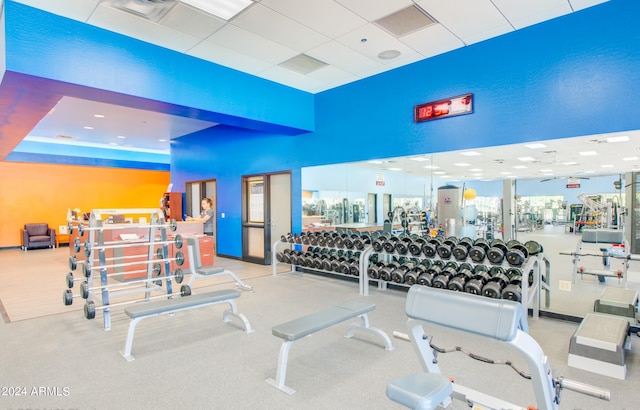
[1,271,638,409]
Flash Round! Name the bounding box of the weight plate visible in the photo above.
[524,240,542,255]
[63,289,73,306]
[66,272,75,289]
[174,268,184,284]
[84,301,96,319]
[175,251,185,266]
[80,281,89,299]
[180,284,192,296]
[174,234,183,249]
[156,248,164,260]
[69,255,77,271]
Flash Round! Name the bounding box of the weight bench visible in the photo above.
[121,289,253,362]
[266,300,394,394]
[185,237,253,291]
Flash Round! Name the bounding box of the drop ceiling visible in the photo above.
[11,0,624,181]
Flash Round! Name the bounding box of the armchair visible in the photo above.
[21,223,56,251]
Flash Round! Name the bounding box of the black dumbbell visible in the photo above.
[464,265,491,295]
[452,237,473,261]
[506,243,529,267]
[469,238,490,263]
[433,262,458,289]
[502,268,524,301]
[436,237,458,260]
[395,237,413,255]
[367,261,386,279]
[487,242,508,265]
[379,261,400,281]
[391,263,413,284]
[482,266,510,299]
[383,236,399,253]
[448,264,474,292]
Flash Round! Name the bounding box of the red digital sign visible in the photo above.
[414,93,473,123]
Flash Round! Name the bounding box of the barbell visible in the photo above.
[70,251,184,274]
[67,263,163,287]
[83,284,192,319]
[68,219,178,237]
[73,234,183,255]
[78,268,185,300]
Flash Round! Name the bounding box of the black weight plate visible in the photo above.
[524,240,542,255]
[487,247,505,264]
[468,246,486,263]
[452,245,468,261]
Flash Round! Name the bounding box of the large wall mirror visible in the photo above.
[301,131,640,319]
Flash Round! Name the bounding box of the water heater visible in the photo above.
[437,185,461,236]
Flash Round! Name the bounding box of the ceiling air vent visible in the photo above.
[279,54,327,75]
[106,0,177,22]
[374,5,437,38]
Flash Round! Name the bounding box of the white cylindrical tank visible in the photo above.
[437,185,461,235]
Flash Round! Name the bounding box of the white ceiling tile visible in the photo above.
[231,3,329,52]
[206,24,298,65]
[89,4,201,52]
[334,0,414,22]
[492,0,572,30]
[306,41,382,76]
[570,0,609,11]
[257,65,324,92]
[306,65,355,84]
[14,0,99,22]
[261,0,367,38]
[187,41,273,75]
[416,0,513,45]
[401,24,465,59]
[336,23,422,63]
[159,3,226,39]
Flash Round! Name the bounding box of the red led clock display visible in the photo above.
[414,93,473,123]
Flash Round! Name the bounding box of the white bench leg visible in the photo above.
[222,300,254,333]
[266,341,296,395]
[120,317,144,362]
[345,314,395,351]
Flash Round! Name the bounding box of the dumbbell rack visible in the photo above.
[69,208,176,331]
[272,235,372,295]
[361,243,549,319]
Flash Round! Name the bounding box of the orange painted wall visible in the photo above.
[0,162,170,248]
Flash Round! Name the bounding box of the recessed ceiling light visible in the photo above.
[623,156,638,161]
[368,160,383,164]
[433,171,446,175]
[606,135,629,143]
[84,126,94,130]
[500,172,512,175]
[423,165,440,169]
[109,142,118,146]
[158,139,167,142]
[460,151,481,156]
[471,173,483,177]
[563,161,578,166]
[525,143,547,149]
[453,163,470,167]
[583,170,595,174]
[600,164,614,168]
[181,0,254,20]
[93,114,105,118]
[409,157,429,162]
[517,156,535,162]
[469,168,482,172]
[579,151,597,156]
[540,169,553,172]
[442,175,451,179]
[117,135,126,139]
[513,165,527,169]
[388,167,403,171]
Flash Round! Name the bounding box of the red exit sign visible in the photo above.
[414,93,473,123]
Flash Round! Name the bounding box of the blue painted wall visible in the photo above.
[171,0,640,258]
[3,0,639,259]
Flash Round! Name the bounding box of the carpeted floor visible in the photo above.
[1,259,639,409]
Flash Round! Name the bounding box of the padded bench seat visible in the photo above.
[121,289,253,362]
[272,300,376,341]
[568,313,630,379]
[266,299,393,394]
